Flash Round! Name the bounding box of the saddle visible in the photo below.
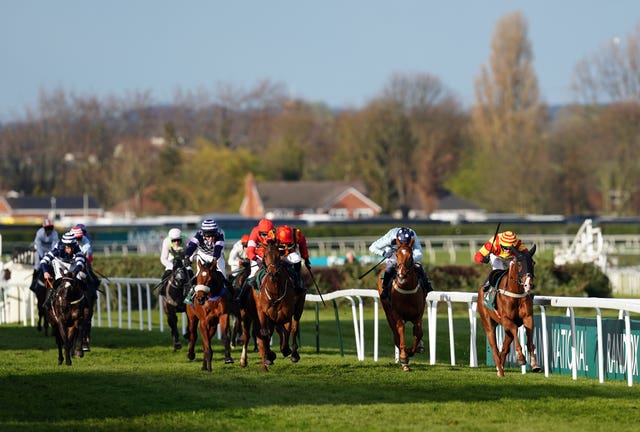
[483,269,508,311]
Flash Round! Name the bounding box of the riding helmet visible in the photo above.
[277,225,294,244]
[169,228,182,240]
[396,227,414,244]
[200,219,218,235]
[499,231,517,247]
[61,232,77,245]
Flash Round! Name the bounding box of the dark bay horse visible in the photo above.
[477,245,541,377]
[252,239,306,372]
[186,255,233,371]
[160,250,190,351]
[378,241,426,371]
[46,275,86,365]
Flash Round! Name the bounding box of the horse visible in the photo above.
[186,254,233,371]
[477,245,541,377]
[46,274,86,365]
[229,260,255,349]
[252,239,306,372]
[377,240,426,371]
[160,250,190,351]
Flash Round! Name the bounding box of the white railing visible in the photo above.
[4,277,640,386]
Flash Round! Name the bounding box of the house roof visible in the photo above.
[5,195,101,211]
[257,180,380,212]
[434,189,482,211]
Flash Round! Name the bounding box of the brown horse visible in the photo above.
[186,255,233,372]
[46,275,86,365]
[252,239,306,372]
[477,245,541,377]
[160,250,190,351]
[378,240,426,371]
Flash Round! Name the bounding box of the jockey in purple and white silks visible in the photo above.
[183,219,227,305]
[369,227,433,300]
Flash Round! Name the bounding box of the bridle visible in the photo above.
[500,250,535,298]
[261,241,289,304]
[393,244,419,295]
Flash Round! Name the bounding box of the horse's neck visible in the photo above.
[503,265,523,293]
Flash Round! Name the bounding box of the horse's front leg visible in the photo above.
[484,321,503,377]
[219,313,234,364]
[201,320,214,372]
[167,306,182,351]
[279,322,293,358]
[394,321,410,371]
[500,321,525,369]
[523,315,541,372]
[408,320,424,359]
[290,318,301,363]
[186,311,198,361]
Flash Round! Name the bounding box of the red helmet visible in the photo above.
[240,234,249,245]
[277,225,294,244]
[257,218,274,233]
[42,218,53,228]
[70,227,83,238]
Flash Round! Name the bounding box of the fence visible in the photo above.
[3,276,640,386]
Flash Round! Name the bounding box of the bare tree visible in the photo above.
[465,11,550,213]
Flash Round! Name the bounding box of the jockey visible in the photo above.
[474,230,529,292]
[369,227,433,300]
[183,219,227,305]
[276,224,310,294]
[71,224,100,301]
[30,218,59,292]
[228,234,250,278]
[40,231,87,309]
[159,227,188,292]
[241,218,276,303]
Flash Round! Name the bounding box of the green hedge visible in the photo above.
[95,255,612,298]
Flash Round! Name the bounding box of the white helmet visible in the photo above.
[168,228,182,240]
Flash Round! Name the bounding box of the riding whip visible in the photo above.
[305,263,326,307]
[489,222,501,254]
[358,255,386,280]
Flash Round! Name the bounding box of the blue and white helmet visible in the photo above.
[200,219,218,235]
[396,227,414,245]
[61,231,77,245]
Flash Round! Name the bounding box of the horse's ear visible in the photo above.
[530,244,537,256]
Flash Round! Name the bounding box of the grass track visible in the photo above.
[1,312,640,432]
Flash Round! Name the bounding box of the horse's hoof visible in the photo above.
[82,344,90,352]
[281,347,292,358]
[267,350,277,362]
[187,351,195,361]
[402,364,411,372]
[531,366,542,373]
[416,340,425,354]
[225,358,234,364]
[291,352,300,363]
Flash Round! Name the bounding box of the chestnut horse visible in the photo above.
[477,245,541,377]
[377,240,426,371]
[46,275,86,365]
[160,250,190,351]
[252,239,306,372]
[186,255,233,372]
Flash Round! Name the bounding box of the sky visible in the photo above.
[1,1,638,120]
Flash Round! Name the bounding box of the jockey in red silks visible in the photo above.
[237,218,275,306]
[276,225,310,294]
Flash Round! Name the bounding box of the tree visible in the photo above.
[567,23,640,215]
[457,11,550,214]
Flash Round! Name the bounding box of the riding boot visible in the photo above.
[29,269,39,292]
[380,270,394,300]
[415,264,433,295]
[44,285,56,309]
[481,277,491,292]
